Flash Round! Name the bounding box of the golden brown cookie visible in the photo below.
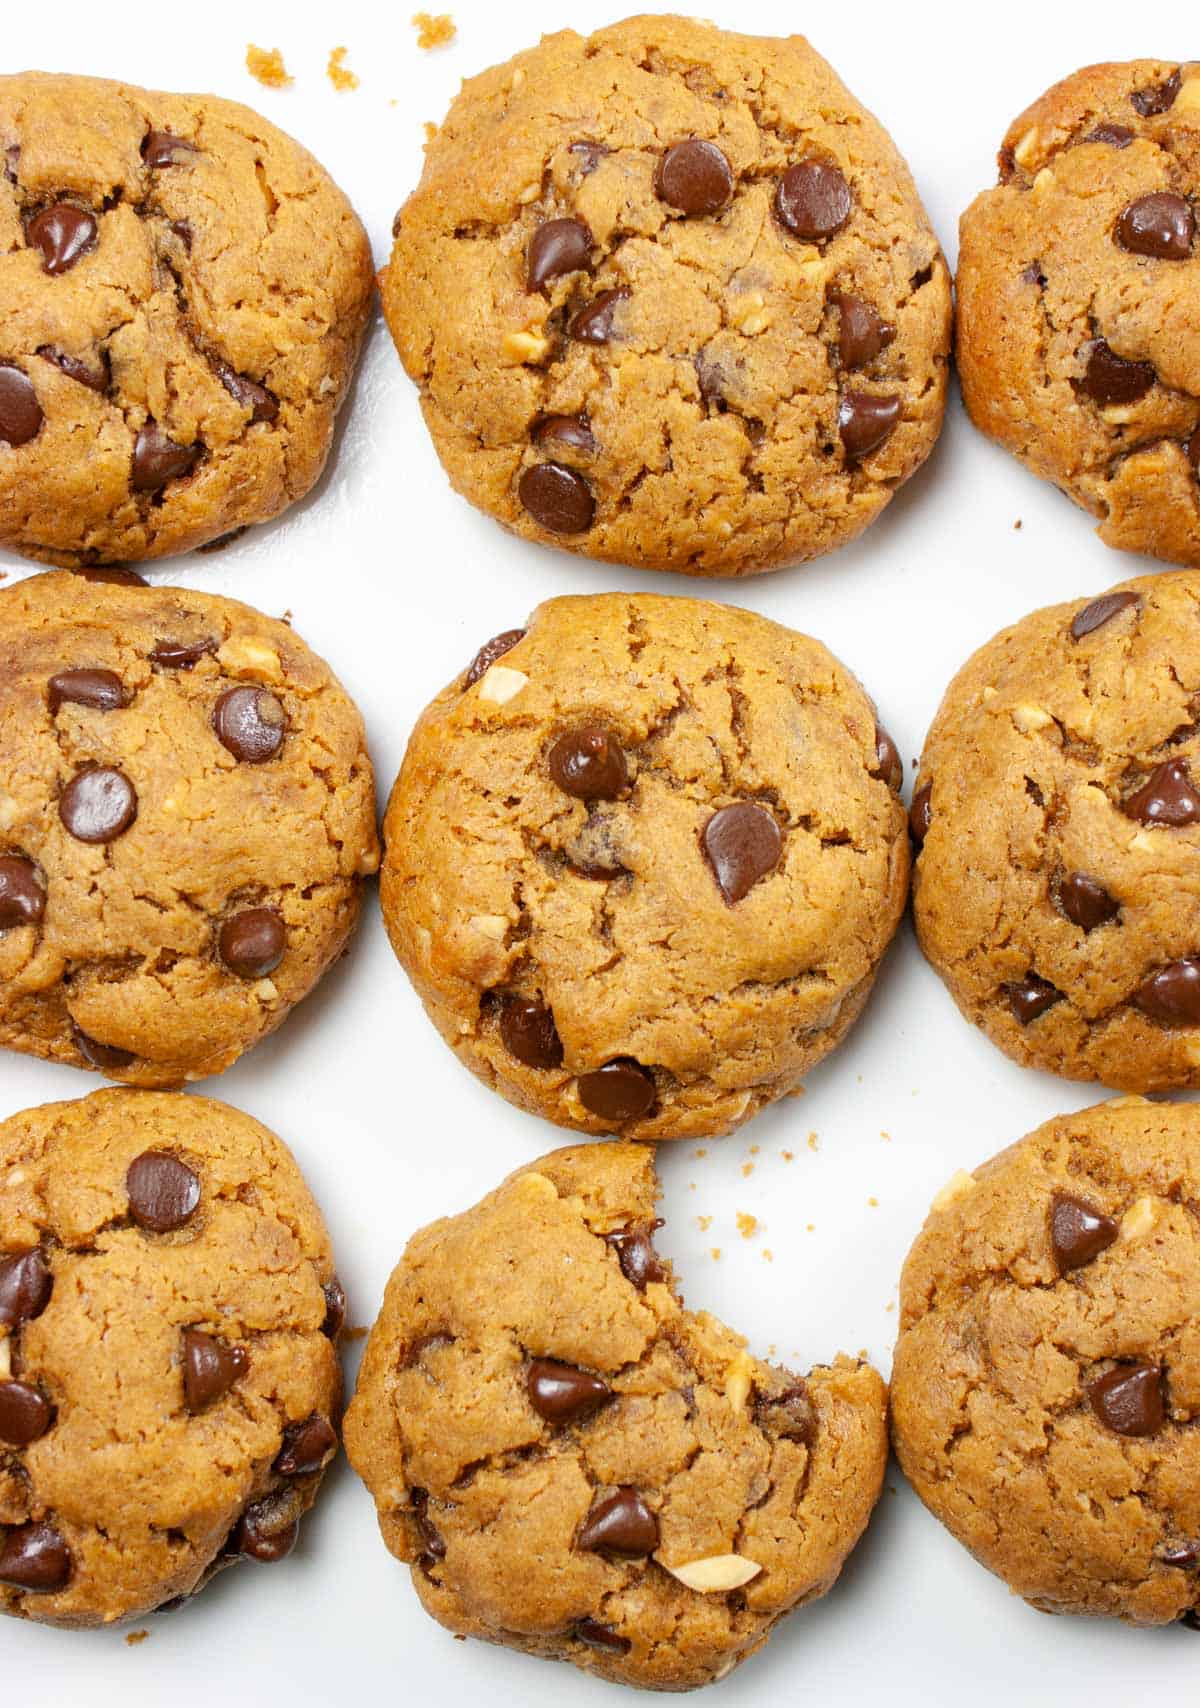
[912,571,1200,1091]
[0,72,373,566]
[346,1141,887,1691]
[958,59,1200,568]
[0,1088,345,1627]
[0,571,379,1086]
[382,14,951,577]
[380,592,909,1142]
[892,1098,1200,1625]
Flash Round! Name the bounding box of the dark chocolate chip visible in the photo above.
[72,1024,134,1073]
[574,1618,630,1655]
[1116,192,1194,259]
[322,1277,347,1338]
[212,686,286,763]
[569,289,627,344]
[656,139,734,216]
[1133,959,1200,1025]
[909,782,933,845]
[831,293,894,370]
[873,725,903,792]
[0,364,43,447]
[275,1414,336,1477]
[218,908,286,979]
[549,726,627,800]
[149,636,216,669]
[518,462,595,533]
[72,566,147,586]
[412,1488,446,1566]
[702,802,783,904]
[1131,70,1181,117]
[0,1522,71,1591]
[1059,872,1118,931]
[1189,426,1200,471]
[464,629,526,687]
[142,131,198,167]
[839,391,901,459]
[1087,1363,1164,1436]
[1050,1194,1118,1273]
[604,1223,666,1290]
[1162,1541,1200,1568]
[577,1059,655,1124]
[533,415,595,453]
[182,1329,248,1414]
[132,421,201,491]
[776,160,851,241]
[0,1381,54,1446]
[1123,759,1200,827]
[215,362,279,423]
[0,1249,51,1328]
[1075,341,1155,406]
[48,668,124,713]
[126,1151,201,1234]
[754,1383,817,1446]
[578,1487,658,1556]
[0,856,45,929]
[1087,123,1134,146]
[1069,590,1140,640]
[236,1493,299,1563]
[527,1358,612,1424]
[59,765,137,843]
[527,218,593,293]
[27,203,97,275]
[1008,973,1063,1025]
[498,994,563,1069]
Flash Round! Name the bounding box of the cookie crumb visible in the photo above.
[710,1247,722,1261]
[125,1630,149,1646]
[806,1222,815,1233]
[327,46,359,91]
[697,1215,712,1232]
[868,1196,879,1207]
[762,1248,774,1262]
[807,1132,819,1152]
[736,1211,759,1240]
[246,45,293,89]
[749,1144,760,1156]
[694,1147,707,1159]
[412,12,456,49]
[880,1130,891,1142]
[781,1149,794,1162]
[1014,518,1023,530]
[741,1161,755,1178]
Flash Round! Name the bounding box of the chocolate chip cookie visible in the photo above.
[892,1097,1200,1624]
[382,15,951,577]
[345,1141,887,1690]
[0,1088,345,1627]
[0,72,372,567]
[380,592,910,1141]
[958,60,1200,568]
[0,571,379,1086]
[912,571,1200,1091]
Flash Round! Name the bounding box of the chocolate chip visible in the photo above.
[275,1414,336,1477]
[577,1059,655,1124]
[1059,872,1118,931]
[218,908,286,980]
[48,668,124,713]
[578,1487,658,1556]
[236,1492,299,1563]
[518,463,595,534]
[1123,759,1200,827]
[1189,426,1200,470]
[1087,123,1134,147]
[0,1381,54,1446]
[1087,1363,1164,1436]
[215,362,279,423]
[1131,70,1181,117]
[754,1383,817,1446]
[126,1151,201,1234]
[0,1522,71,1592]
[0,1250,51,1328]
[169,219,193,250]
[776,160,852,241]
[872,725,903,792]
[527,1358,612,1424]
[1008,973,1063,1025]
[1050,1194,1118,1273]
[0,856,45,929]
[1069,590,1140,640]
[1075,341,1155,406]
[569,289,627,344]
[574,1618,630,1655]
[909,782,933,845]
[1116,192,1194,259]
[1162,1541,1200,1568]
[132,421,201,492]
[26,203,97,275]
[498,994,564,1069]
[568,141,608,174]
[142,131,198,167]
[1133,959,1200,1025]
[212,686,286,763]
[549,726,628,799]
[464,629,526,687]
[59,765,137,843]
[182,1329,248,1414]
[150,636,217,669]
[656,139,734,216]
[702,802,783,904]
[72,565,146,586]
[72,1024,134,1073]
[839,391,901,459]
[604,1223,666,1290]
[0,364,43,447]
[533,415,595,453]
[412,1488,446,1566]
[831,294,894,371]
[527,218,593,293]
[322,1277,347,1337]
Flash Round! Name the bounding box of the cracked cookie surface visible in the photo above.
[379,592,909,1142]
[0,72,373,566]
[892,1099,1200,1624]
[382,14,950,577]
[958,59,1200,568]
[0,1088,344,1627]
[345,1141,887,1691]
[912,571,1200,1090]
[0,571,379,1086]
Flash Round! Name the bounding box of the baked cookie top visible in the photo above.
[0,72,373,566]
[0,1089,344,1627]
[912,571,1200,1091]
[345,1141,887,1691]
[958,59,1200,568]
[892,1098,1200,1625]
[0,571,379,1087]
[380,592,909,1142]
[383,14,950,577]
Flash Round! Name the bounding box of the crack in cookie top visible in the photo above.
[382,15,951,577]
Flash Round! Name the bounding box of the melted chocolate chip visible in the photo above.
[1133,959,1200,1025]
[578,1487,658,1556]
[59,765,137,843]
[1059,872,1118,931]
[38,344,107,388]
[498,994,563,1069]
[872,725,903,792]
[236,1492,299,1562]
[142,131,198,167]
[1123,759,1200,827]
[1088,123,1134,146]
[0,856,45,929]
[533,415,595,453]
[754,1383,817,1446]
[1087,1363,1164,1436]
[0,364,43,447]
[1116,192,1195,260]
[574,1618,630,1655]
[0,1250,51,1328]
[909,782,933,845]
[212,686,286,763]
[702,802,783,903]
[0,1522,71,1592]
[1131,70,1181,117]
[839,391,901,459]
[150,636,216,669]
[322,1277,347,1338]
[831,293,894,370]
[656,139,734,216]
[527,1358,612,1424]
[577,1059,656,1124]
[27,203,97,275]
[1075,341,1156,406]
[218,908,286,979]
[518,462,595,533]
[215,362,279,423]
[182,1329,248,1414]
[48,668,124,713]
[132,421,201,491]
[1050,1194,1118,1273]
[464,629,526,687]
[776,160,852,241]
[549,726,627,799]
[72,566,147,587]
[72,1025,134,1072]
[1069,590,1140,640]
[275,1414,336,1477]
[605,1223,666,1290]
[569,289,627,344]
[1008,973,1063,1025]
[0,1381,54,1446]
[527,218,593,293]
[126,1151,201,1234]
[412,1488,446,1566]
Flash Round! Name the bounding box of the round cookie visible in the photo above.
[345,1141,887,1691]
[912,571,1200,1091]
[892,1098,1200,1625]
[0,72,373,567]
[383,14,951,577]
[958,59,1200,569]
[380,592,910,1141]
[0,1088,345,1627]
[0,571,379,1086]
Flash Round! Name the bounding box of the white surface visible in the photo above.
[2,1,1196,1699]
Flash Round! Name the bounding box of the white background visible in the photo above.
[3,1,1197,1699]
